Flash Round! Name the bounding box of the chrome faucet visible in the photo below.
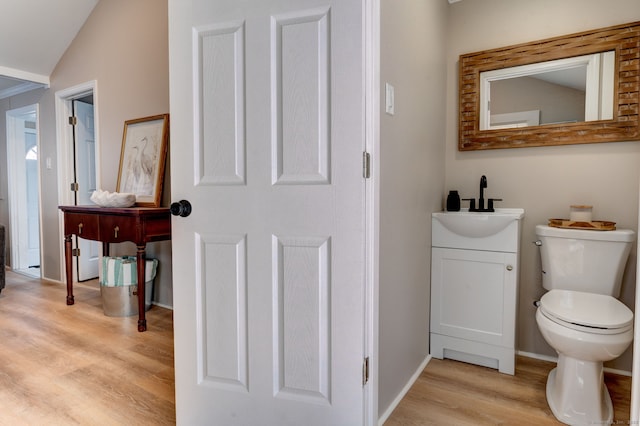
[463,175,501,212]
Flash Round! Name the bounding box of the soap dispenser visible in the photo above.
[446,190,461,211]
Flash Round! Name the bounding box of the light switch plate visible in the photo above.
[385,82,395,115]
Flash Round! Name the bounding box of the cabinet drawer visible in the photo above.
[64,213,99,239]
[99,215,138,243]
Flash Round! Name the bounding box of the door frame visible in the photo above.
[6,104,43,276]
[631,178,640,420]
[55,80,101,283]
[365,0,380,424]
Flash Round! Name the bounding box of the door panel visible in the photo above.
[196,22,246,185]
[197,233,248,390]
[170,0,366,424]
[76,100,96,205]
[6,107,41,274]
[75,100,99,281]
[272,9,330,185]
[24,131,40,267]
[273,235,331,403]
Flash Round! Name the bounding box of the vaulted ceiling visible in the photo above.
[0,0,98,99]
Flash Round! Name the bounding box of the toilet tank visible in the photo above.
[535,225,635,297]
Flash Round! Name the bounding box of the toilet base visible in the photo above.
[546,355,612,425]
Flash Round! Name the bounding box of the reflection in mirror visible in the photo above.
[458,20,640,151]
[480,52,615,130]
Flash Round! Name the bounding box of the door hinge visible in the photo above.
[72,248,81,257]
[362,356,370,385]
[68,116,77,126]
[363,152,371,179]
[70,182,79,192]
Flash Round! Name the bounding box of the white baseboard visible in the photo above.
[516,350,557,363]
[151,301,173,310]
[377,354,431,426]
[517,350,631,377]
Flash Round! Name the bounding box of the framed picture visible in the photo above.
[116,114,169,207]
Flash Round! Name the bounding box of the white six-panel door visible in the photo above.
[75,100,99,281]
[169,0,368,424]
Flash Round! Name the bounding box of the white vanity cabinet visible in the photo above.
[430,209,524,375]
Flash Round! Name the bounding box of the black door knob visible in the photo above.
[170,200,192,217]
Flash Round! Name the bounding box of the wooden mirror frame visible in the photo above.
[459,21,640,151]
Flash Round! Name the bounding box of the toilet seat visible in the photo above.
[539,289,633,334]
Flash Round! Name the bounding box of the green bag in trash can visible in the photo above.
[100,256,158,317]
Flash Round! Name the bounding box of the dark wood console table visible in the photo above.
[59,205,172,332]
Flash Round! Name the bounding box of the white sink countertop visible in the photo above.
[432,208,525,239]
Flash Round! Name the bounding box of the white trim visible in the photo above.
[518,350,632,377]
[631,169,640,421]
[55,80,100,284]
[584,53,601,121]
[0,81,47,100]
[490,110,540,129]
[0,66,49,86]
[604,367,633,377]
[377,355,431,426]
[150,301,173,310]
[599,51,615,120]
[6,104,43,276]
[516,350,557,363]
[6,109,21,270]
[364,0,380,425]
[481,55,595,82]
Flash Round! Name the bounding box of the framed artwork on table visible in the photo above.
[116,114,169,207]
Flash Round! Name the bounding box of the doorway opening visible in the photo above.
[6,104,42,278]
[56,81,101,283]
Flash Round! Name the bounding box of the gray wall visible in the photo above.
[0,89,48,268]
[0,0,172,306]
[446,0,640,371]
[378,0,447,417]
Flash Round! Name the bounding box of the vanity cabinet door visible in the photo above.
[431,247,517,348]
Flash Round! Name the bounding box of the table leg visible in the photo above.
[136,244,147,332]
[64,234,74,305]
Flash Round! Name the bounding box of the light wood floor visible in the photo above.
[385,355,632,425]
[0,270,175,425]
[1,271,632,425]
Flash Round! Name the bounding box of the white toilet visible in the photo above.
[535,224,635,425]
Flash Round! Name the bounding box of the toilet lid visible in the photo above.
[540,289,633,330]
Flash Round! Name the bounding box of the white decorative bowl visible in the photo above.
[90,189,136,208]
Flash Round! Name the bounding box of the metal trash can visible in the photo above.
[100,256,158,317]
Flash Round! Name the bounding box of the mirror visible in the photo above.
[480,52,615,130]
[459,21,640,150]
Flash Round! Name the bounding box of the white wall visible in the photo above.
[446,0,640,371]
[378,0,448,418]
